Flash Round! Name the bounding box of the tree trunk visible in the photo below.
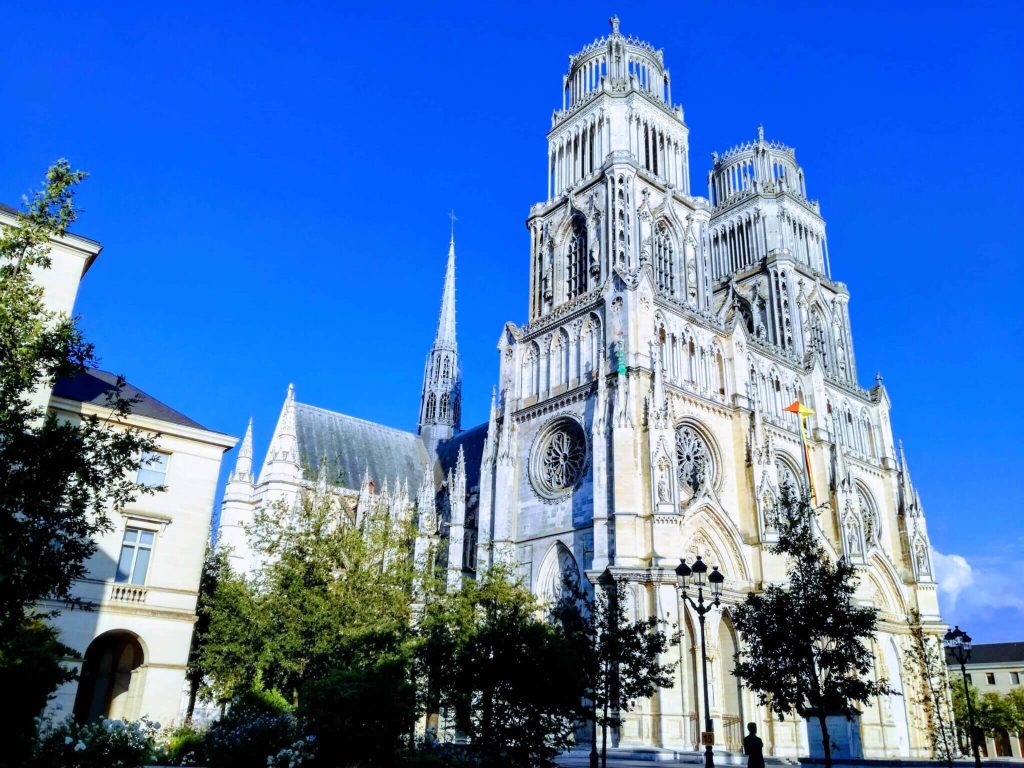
[817,711,832,768]
[186,675,198,719]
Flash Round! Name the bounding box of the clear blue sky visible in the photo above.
[2,2,1021,641]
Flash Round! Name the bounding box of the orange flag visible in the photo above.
[785,400,817,505]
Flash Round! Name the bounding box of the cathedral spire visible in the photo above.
[418,222,462,448]
[434,213,458,352]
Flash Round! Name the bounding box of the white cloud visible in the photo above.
[932,548,1024,636]
[932,550,973,609]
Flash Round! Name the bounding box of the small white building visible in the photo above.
[2,202,236,725]
[43,370,235,725]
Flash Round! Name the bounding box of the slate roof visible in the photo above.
[293,402,431,491]
[436,422,489,490]
[53,368,207,430]
[947,642,1024,666]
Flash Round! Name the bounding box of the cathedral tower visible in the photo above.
[418,230,461,451]
[473,16,942,759]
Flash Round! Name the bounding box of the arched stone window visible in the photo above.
[439,393,449,420]
[810,307,833,374]
[567,213,588,300]
[675,423,714,491]
[714,348,726,396]
[654,222,675,295]
[523,345,540,397]
[426,393,437,421]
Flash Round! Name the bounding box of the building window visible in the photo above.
[1011,672,1020,685]
[115,528,155,585]
[136,450,169,488]
[987,672,996,685]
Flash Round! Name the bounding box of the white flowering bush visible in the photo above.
[266,737,315,768]
[32,716,159,768]
[205,712,298,768]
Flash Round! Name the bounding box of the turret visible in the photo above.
[219,418,258,575]
[707,126,829,280]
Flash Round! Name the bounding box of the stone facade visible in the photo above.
[219,17,946,759]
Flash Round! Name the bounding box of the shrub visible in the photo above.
[299,651,416,767]
[32,716,159,768]
[159,721,207,766]
[268,737,316,768]
[205,711,298,768]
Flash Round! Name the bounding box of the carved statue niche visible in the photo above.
[844,512,863,557]
[914,538,931,579]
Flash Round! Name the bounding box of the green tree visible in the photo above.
[731,491,893,768]
[186,545,235,715]
[552,571,677,768]
[196,472,416,705]
[0,161,155,758]
[904,608,956,764]
[420,567,587,768]
[299,628,418,767]
[951,679,1024,752]
[192,551,265,704]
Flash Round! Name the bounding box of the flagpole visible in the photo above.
[784,401,817,506]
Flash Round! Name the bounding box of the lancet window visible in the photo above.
[809,308,833,374]
[426,393,437,421]
[567,214,588,300]
[654,222,675,295]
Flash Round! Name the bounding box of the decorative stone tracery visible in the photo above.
[675,424,713,491]
[529,416,589,499]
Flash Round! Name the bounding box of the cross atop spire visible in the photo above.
[448,209,457,245]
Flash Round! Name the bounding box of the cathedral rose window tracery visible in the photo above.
[530,417,589,499]
[675,424,714,491]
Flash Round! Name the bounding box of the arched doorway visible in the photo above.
[718,613,744,752]
[73,631,145,723]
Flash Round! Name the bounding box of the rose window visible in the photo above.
[675,425,713,490]
[530,418,588,498]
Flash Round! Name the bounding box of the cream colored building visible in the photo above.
[2,203,236,725]
[43,372,235,725]
[948,642,1024,758]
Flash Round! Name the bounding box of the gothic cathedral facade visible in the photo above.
[219,17,944,759]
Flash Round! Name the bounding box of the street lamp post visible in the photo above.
[676,556,725,768]
[944,625,982,768]
[596,567,618,768]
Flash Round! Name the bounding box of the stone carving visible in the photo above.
[914,538,930,579]
[860,490,879,547]
[657,456,671,503]
[845,513,862,556]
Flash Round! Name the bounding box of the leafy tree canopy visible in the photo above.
[731,491,892,768]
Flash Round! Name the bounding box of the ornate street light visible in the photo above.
[677,556,724,768]
[944,625,981,768]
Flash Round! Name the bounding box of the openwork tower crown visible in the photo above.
[559,15,674,115]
